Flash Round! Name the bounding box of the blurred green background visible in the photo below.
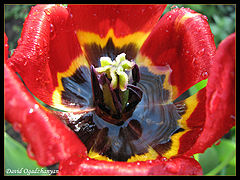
[4,4,236,176]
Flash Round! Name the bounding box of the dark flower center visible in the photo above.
[91,53,143,125]
[49,48,184,162]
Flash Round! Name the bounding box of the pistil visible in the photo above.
[90,53,142,125]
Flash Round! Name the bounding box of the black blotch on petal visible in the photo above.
[83,38,139,67]
[61,66,93,108]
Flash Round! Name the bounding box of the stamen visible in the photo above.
[96,53,135,91]
[91,53,143,125]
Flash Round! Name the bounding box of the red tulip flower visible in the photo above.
[4,5,235,175]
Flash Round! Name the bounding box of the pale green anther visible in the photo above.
[96,53,135,91]
[100,56,113,67]
[95,65,111,73]
[110,68,118,89]
[121,60,135,70]
[118,71,129,91]
[115,53,126,64]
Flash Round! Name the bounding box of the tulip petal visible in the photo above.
[137,7,216,101]
[58,155,202,175]
[7,5,82,106]
[68,5,166,66]
[4,64,87,166]
[69,5,166,38]
[4,33,9,61]
[185,33,236,156]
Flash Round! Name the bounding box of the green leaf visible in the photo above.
[215,139,236,166]
[225,165,236,175]
[197,138,236,175]
[205,149,235,175]
[198,145,219,174]
[4,132,49,176]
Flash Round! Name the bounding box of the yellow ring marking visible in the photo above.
[76,28,150,53]
[52,55,89,111]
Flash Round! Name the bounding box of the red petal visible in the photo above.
[164,88,206,157]
[4,64,87,166]
[69,5,166,38]
[58,155,202,175]
[69,5,166,66]
[137,8,216,100]
[7,5,82,105]
[4,33,9,61]
[185,33,236,155]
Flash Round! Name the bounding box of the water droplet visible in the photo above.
[17,37,22,45]
[171,5,178,9]
[161,157,167,161]
[201,15,208,21]
[141,8,146,13]
[13,122,22,131]
[50,24,56,40]
[29,108,34,114]
[27,145,35,159]
[165,29,169,33]
[137,162,140,166]
[166,163,178,174]
[44,9,51,16]
[192,57,198,65]
[39,49,43,56]
[34,104,39,109]
[214,139,221,146]
[167,15,172,20]
[197,48,205,57]
[23,61,28,66]
[201,71,208,79]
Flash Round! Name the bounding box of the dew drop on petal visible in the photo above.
[167,15,172,20]
[166,163,178,174]
[29,108,34,114]
[44,9,51,16]
[171,5,178,9]
[201,15,208,21]
[23,61,28,66]
[13,123,22,131]
[50,24,56,40]
[214,139,221,146]
[192,57,198,65]
[34,104,39,109]
[161,157,167,161]
[27,145,35,159]
[197,48,205,57]
[201,71,208,79]
[17,37,22,45]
